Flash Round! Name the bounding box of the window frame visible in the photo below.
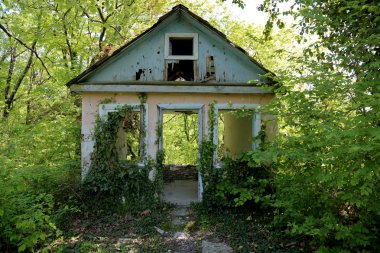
[156,103,205,201]
[98,103,148,166]
[212,104,261,167]
[164,33,198,60]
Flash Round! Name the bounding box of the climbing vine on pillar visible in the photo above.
[198,102,217,204]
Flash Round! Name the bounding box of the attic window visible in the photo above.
[165,33,198,60]
[170,38,193,55]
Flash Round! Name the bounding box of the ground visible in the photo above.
[44,203,310,253]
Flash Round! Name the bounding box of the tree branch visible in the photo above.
[0,23,52,78]
[3,40,36,118]
[4,47,16,101]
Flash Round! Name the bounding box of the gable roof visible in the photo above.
[66,4,273,87]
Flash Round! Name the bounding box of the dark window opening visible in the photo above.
[169,37,193,56]
[167,60,194,81]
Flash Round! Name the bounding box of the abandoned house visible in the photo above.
[67,4,276,205]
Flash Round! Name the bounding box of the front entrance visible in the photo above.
[157,104,204,205]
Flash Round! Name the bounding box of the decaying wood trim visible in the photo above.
[70,84,273,94]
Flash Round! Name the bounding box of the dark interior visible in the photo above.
[167,60,194,81]
[170,38,193,55]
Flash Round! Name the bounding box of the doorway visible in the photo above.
[157,104,204,205]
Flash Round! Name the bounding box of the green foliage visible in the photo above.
[214,159,273,208]
[255,65,380,251]
[0,1,295,251]
[84,106,134,195]
[198,138,218,206]
[200,144,274,209]
[250,0,380,251]
[0,99,81,252]
[163,113,198,165]
[198,102,217,204]
[0,192,58,252]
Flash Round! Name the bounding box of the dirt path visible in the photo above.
[154,205,232,253]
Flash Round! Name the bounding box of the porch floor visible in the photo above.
[162,180,198,205]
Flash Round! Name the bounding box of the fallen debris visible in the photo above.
[155,226,169,237]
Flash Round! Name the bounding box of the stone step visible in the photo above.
[202,241,233,253]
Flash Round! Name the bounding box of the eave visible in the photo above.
[70,81,274,94]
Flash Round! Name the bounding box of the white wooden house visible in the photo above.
[67,4,276,202]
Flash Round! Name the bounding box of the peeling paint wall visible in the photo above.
[84,17,265,84]
[223,113,253,159]
[81,92,274,177]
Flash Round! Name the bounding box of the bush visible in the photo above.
[0,191,58,252]
[215,159,273,208]
[199,139,274,209]
[251,64,380,252]
[0,160,81,252]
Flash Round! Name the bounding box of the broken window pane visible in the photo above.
[167,60,194,81]
[206,55,215,79]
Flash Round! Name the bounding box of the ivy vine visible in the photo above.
[198,102,218,205]
[83,95,162,204]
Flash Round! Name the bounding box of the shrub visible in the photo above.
[0,109,80,252]
[199,141,274,209]
[251,64,380,252]
[0,191,58,252]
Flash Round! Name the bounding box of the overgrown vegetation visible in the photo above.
[199,104,273,209]
[84,103,163,204]
[252,0,380,251]
[194,204,309,253]
[0,99,81,252]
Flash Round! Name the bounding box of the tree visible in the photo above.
[241,0,380,251]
